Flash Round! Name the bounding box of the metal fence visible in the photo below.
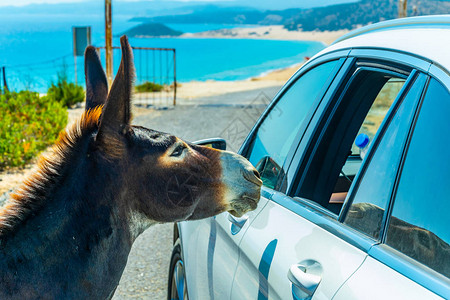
[96,46,177,107]
[1,46,176,107]
[1,54,75,94]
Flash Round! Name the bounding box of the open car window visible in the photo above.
[332,77,406,208]
[343,73,428,238]
[293,62,417,216]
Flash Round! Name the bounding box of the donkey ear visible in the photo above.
[97,36,134,140]
[84,46,108,111]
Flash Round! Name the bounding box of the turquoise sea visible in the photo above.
[0,14,324,92]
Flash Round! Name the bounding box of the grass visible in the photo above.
[135,81,165,93]
[46,71,85,107]
[0,91,68,169]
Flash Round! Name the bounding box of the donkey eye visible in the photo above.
[170,145,185,157]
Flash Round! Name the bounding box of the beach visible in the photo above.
[182,25,349,45]
[172,63,300,101]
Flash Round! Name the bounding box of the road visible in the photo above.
[112,86,281,299]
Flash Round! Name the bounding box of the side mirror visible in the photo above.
[193,138,227,150]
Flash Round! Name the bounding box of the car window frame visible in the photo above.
[282,48,433,197]
[288,60,412,209]
[339,70,426,229]
[368,73,450,299]
[286,49,433,201]
[239,50,350,192]
[270,53,431,249]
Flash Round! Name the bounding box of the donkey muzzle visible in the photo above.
[220,151,262,217]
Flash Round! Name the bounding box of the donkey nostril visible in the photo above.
[242,168,262,186]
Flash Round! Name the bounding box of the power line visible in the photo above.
[6,53,72,69]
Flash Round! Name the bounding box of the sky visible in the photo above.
[2,0,220,7]
[0,0,357,8]
[0,0,82,6]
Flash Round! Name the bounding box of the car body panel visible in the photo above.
[179,188,271,299]
[330,28,450,70]
[333,256,445,300]
[231,198,367,300]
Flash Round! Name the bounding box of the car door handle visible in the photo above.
[288,264,322,298]
[228,214,248,235]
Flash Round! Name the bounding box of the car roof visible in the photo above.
[317,15,450,72]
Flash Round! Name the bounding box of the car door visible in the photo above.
[335,74,450,299]
[180,55,346,299]
[231,57,430,299]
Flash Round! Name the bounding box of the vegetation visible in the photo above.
[132,0,450,31]
[0,91,68,169]
[135,81,165,93]
[46,71,85,107]
[283,0,450,31]
[122,23,183,37]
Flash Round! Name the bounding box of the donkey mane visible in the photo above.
[0,106,103,239]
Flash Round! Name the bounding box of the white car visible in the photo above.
[168,15,450,300]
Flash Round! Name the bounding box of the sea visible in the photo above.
[0,14,325,93]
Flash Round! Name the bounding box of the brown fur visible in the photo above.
[0,106,103,239]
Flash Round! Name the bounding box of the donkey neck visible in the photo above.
[0,134,134,298]
[2,134,134,245]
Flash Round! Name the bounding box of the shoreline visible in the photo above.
[152,62,305,101]
[180,25,348,46]
[133,25,348,46]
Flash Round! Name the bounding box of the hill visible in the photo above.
[122,23,183,37]
[284,0,450,31]
[131,0,450,31]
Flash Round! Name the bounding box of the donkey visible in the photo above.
[0,36,261,299]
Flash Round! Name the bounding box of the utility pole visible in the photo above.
[2,67,9,93]
[398,0,408,18]
[105,0,113,87]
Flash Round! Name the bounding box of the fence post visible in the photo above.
[105,0,113,88]
[173,49,176,106]
[2,67,9,93]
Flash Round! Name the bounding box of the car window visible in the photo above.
[344,74,427,239]
[386,78,450,278]
[247,60,339,189]
[350,78,405,155]
[295,65,410,214]
[331,78,406,211]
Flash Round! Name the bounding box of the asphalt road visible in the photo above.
[112,86,281,299]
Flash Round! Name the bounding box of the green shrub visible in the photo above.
[135,81,164,93]
[0,91,68,169]
[46,71,85,107]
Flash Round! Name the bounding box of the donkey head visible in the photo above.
[84,36,261,233]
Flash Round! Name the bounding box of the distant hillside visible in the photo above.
[285,0,450,31]
[131,0,450,31]
[130,6,276,25]
[122,23,183,37]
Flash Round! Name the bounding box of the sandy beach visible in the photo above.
[182,25,349,46]
[174,63,301,100]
